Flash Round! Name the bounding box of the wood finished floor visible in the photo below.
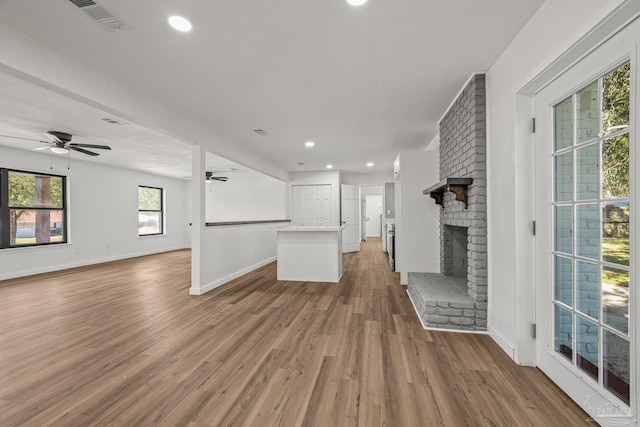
[0,238,590,426]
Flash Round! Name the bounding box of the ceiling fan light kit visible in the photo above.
[50,146,70,154]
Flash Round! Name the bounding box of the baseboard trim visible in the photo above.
[0,246,189,282]
[189,256,277,296]
[406,289,488,335]
[488,325,516,360]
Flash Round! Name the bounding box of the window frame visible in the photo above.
[138,185,164,237]
[0,168,68,249]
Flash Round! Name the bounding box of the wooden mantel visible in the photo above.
[423,178,473,209]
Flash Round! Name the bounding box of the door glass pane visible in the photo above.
[576,260,599,319]
[576,316,599,380]
[555,205,573,254]
[603,266,629,334]
[602,134,629,198]
[555,305,573,361]
[602,201,629,266]
[603,330,630,405]
[576,204,599,260]
[555,256,573,307]
[602,63,630,136]
[555,152,573,202]
[576,81,599,143]
[555,96,573,150]
[576,143,598,200]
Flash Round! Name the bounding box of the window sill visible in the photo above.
[2,242,72,252]
[138,234,166,239]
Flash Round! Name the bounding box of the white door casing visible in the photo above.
[341,184,360,253]
[534,18,638,423]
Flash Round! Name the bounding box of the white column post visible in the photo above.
[189,145,206,295]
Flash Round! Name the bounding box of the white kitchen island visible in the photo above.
[275,226,344,283]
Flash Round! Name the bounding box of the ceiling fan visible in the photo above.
[205,171,228,183]
[1,131,112,156]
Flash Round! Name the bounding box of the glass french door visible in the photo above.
[535,18,638,423]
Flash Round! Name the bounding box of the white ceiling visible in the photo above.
[0,0,544,179]
[0,69,261,180]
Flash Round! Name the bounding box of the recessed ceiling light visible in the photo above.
[326,164,333,169]
[168,15,192,32]
[346,0,368,6]
[366,162,374,167]
[305,141,315,148]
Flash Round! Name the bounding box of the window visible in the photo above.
[0,169,67,248]
[138,186,163,236]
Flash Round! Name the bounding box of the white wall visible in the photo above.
[205,175,286,222]
[395,151,440,284]
[192,223,280,295]
[342,171,393,186]
[360,185,383,198]
[189,146,287,295]
[0,146,189,281]
[286,171,341,226]
[486,0,627,361]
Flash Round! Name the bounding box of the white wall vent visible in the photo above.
[67,0,126,31]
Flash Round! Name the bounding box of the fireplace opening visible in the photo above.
[451,226,467,278]
[442,225,468,279]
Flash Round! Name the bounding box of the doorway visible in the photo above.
[365,195,383,238]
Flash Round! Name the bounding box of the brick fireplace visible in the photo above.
[407,74,487,331]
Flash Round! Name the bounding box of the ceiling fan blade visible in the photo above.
[0,134,49,143]
[213,177,229,181]
[42,132,63,144]
[32,146,50,151]
[69,143,111,150]
[69,146,100,156]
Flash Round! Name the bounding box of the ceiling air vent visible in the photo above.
[67,0,126,31]
[101,117,128,125]
[253,129,269,136]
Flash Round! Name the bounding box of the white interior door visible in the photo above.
[341,184,360,253]
[534,19,638,423]
[365,195,382,237]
